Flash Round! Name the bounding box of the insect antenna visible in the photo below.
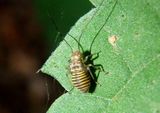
[47,10,65,47]
[47,11,59,32]
[89,0,118,52]
[64,0,105,54]
[47,10,84,53]
[63,38,73,53]
[75,0,106,53]
[67,33,84,53]
[47,11,72,52]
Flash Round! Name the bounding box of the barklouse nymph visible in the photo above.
[70,50,91,92]
[65,34,102,93]
[64,0,118,93]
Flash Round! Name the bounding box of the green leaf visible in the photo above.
[41,0,160,112]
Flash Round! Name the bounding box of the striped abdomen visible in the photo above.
[70,60,91,93]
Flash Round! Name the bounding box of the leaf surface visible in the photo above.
[41,0,160,112]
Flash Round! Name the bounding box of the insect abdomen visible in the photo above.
[71,69,90,92]
[69,51,91,93]
[70,53,91,93]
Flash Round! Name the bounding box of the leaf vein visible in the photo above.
[111,54,160,100]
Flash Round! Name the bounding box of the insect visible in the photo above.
[64,0,118,93]
[65,34,101,93]
[48,0,118,93]
[70,50,91,92]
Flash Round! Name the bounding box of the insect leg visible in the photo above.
[93,64,105,72]
[93,64,109,75]
[84,51,101,62]
[87,65,101,86]
[68,86,74,94]
[88,63,108,76]
[65,74,74,93]
[65,64,75,93]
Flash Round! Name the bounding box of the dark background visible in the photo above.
[0,0,93,113]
